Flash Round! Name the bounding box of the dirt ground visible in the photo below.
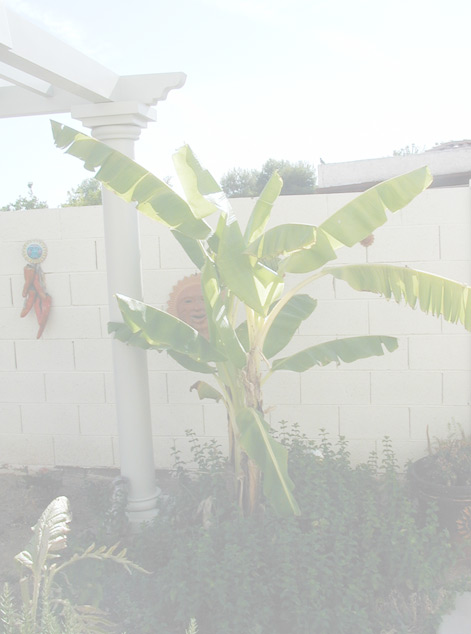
[0,466,124,586]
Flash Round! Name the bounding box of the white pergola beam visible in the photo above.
[0,1,11,48]
[111,73,187,105]
[0,61,52,95]
[0,6,186,118]
[1,7,119,102]
[0,84,90,117]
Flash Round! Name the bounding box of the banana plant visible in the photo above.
[52,122,471,517]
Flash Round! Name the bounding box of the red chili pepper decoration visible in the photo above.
[20,264,51,339]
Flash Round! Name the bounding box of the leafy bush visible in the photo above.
[99,426,462,634]
[421,423,471,486]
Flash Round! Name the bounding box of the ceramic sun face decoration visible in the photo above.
[167,273,209,339]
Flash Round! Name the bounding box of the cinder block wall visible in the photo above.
[0,186,470,470]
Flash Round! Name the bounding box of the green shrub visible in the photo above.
[103,426,462,634]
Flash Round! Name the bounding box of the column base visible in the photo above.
[126,486,161,528]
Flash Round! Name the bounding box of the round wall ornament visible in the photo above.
[22,239,48,264]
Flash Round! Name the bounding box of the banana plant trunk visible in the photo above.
[229,349,264,516]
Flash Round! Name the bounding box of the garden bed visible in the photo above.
[1,431,469,634]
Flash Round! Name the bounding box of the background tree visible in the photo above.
[256,159,316,195]
[61,177,102,206]
[1,182,48,211]
[220,168,259,198]
[221,159,316,198]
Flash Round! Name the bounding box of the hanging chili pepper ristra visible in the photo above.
[21,240,52,339]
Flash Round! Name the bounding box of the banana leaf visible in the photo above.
[236,407,300,516]
[51,121,211,239]
[109,321,217,373]
[320,166,432,248]
[244,171,283,243]
[171,229,207,270]
[327,264,471,331]
[281,167,432,273]
[113,295,226,363]
[216,215,283,315]
[168,351,217,374]
[263,294,317,358]
[190,381,224,403]
[270,335,398,372]
[201,260,247,368]
[280,228,337,274]
[245,224,317,259]
[172,144,231,219]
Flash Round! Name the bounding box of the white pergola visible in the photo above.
[0,2,186,524]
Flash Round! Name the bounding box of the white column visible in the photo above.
[72,101,159,524]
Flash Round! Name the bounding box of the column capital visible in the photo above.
[71,101,157,143]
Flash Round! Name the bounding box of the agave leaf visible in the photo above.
[172,145,231,219]
[15,497,71,576]
[244,171,283,243]
[281,167,432,274]
[51,122,211,239]
[245,224,317,259]
[271,335,398,372]
[327,264,471,331]
[237,407,300,517]
[263,295,317,359]
[113,295,226,363]
[190,381,224,403]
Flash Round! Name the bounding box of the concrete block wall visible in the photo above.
[0,186,470,470]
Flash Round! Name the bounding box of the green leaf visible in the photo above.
[235,321,250,352]
[51,122,211,239]
[114,295,226,362]
[263,294,317,358]
[271,335,398,372]
[320,166,432,248]
[171,230,207,269]
[15,496,71,576]
[280,228,337,274]
[168,351,216,374]
[109,322,217,373]
[217,215,283,315]
[244,171,283,243]
[201,261,247,368]
[172,145,230,219]
[245,224,317,259]
[327,264,471,331]
[280,167,432,274]
[190,381,224,402]
[236,407,300,516]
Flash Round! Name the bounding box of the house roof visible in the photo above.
[316,142,471,193]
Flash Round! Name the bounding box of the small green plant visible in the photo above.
[423,423,471,486]
[185,618,198,634]
[0,496,148,633]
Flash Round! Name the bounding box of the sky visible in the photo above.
[1,0,470,207]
